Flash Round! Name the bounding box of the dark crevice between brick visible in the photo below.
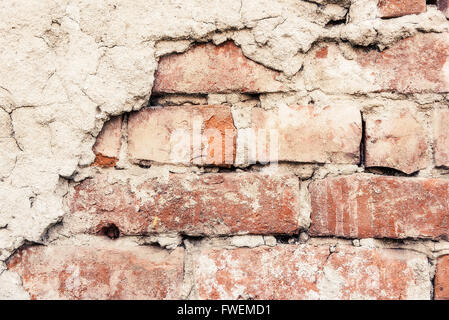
[350,42,382,53]
[427,0,437,5]
[99,224,120,240]
[435,164,449,171]
[4,241,45,270]
[359,114,366,168]
[274,234,300,244]
[180,235,204,248]
[324,18,346,28]
[41,219,64,242]
[148,93,208,107]
[430,256,437,300]
[365,166,419,177]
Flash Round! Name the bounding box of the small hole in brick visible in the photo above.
[100,224,120,239]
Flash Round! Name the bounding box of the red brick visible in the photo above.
[434,109,449,167]
[68,172,302,236]
[308,33,449,94]
[378,0,426,18]
[7,245,184,300]
[438,0,449,18]
[153,41,285,94]
[92,116,122,167]
[194,245,430,299]
[365,109,429,174]
[246,105,361,164]
[128,105,236,166]
[310,174,449,240]
[435,255,449,299]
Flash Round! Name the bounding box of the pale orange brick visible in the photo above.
[434,109,449,167]
[306,33,449,94]
[153,41,285,94]
[128,105,236,166]
[92,116,122,167]
[365,109,430,174]
[247,105,361,164]
[194,245,430,299]
[310,174,449,240]
[68,171,303,236]
[378,0,426,18]
[435,255,449,299]
[7,245,184,300]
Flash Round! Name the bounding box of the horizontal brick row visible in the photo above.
[69,171,449,241]
[7,245,184,300]
[95,106,449,173]
[310,174,449,240]
[152,34,449,96]
[194,245,430,299]
[7,244,430,300]
[68,172,304,236]
[94,104,362,166]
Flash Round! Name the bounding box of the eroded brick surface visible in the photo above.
[310,174,449,240]
[128,105,236,166]
[378,0,426,18]
[307,33,449,94]
[365,109,430,174]
[246,105,362,164]
[194,245,430,299]
[68,172,302,236]
[435,255,449,299]
[153,41,285,94]
[434,109,449,167]
[7,245,184,300]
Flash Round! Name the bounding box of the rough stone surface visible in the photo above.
[0,270,30,299]
[67,171,303,236]
[365,108,429,174]
[194,245,430,299]
[7,244,184,300]
[240,105,361,164]
[310,174,449,240]
[128,105,236,166]
[378,0,426,18]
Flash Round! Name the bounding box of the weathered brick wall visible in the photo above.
[1,0,449,300]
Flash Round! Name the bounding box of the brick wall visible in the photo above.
[3,0,449,300]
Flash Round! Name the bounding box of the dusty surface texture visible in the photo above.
[1,0,449,300]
